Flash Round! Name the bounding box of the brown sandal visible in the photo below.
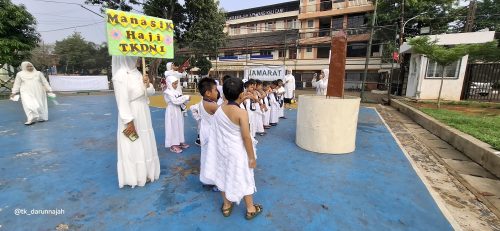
[245,204,263,220]
[221,203,234,217]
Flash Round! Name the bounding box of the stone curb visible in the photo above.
[390,99,500,178]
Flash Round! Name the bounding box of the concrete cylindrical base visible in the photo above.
[296,95,360,154]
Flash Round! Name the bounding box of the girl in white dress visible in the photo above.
[164,75,191,153]
[10,61,54,125]
[112,56,160,188]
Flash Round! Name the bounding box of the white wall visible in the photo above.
[415,55,469,101]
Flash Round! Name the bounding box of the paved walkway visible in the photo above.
[0,94,453,230]
[377,104,500,231]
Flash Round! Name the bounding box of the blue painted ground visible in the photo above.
[0,94,452,231]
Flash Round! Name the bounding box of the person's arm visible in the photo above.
[165,92,190,105]
[39,73,53,92]
[113,77,136,136]
[11,74,22,97]
[238,110,256,169]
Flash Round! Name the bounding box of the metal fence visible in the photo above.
[461,63,500,102]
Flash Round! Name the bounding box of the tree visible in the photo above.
[86,0,227,81]
[0,0,40,76]
[85,0,141,12]
[54,32,99,74]
[467,40,500,63]
[30,43,56,75]
[190,56,212,76]
[183,0,226,56]
[409,36,468,108]
[377,0,458,37]
[453,0,500,32]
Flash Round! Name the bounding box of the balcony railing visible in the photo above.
[300,0,372,14]
[299,27,369,39]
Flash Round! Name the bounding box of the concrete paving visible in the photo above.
[377,105,500,231]
[0,94,454,230]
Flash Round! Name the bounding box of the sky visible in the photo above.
[12,0,291,44]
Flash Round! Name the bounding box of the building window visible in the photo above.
[317,46,330,58]
[260,50,272,56]
[347,13,368,29]
[266,21,275,31]
[279,49,286,58]
[332,16,343,30]
[306,46,313,53]
[248,23,257,33]
[307,20,314,28]
[289,48,297,59]
[426,59,462,79]
[286,19,297,29]
[347,42,367,57]
[230,26,240,35]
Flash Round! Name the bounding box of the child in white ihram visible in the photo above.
[203,77,263,220]
[197,77,220,191]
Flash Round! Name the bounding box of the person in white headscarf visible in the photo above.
[283,68,295,109]
[164,62,185,93]
[311,69,329,95]
[112,56,160,188]
[10,61,54,125]
[164,75,191,153]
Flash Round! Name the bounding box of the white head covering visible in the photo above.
[321,69,329,79]
[286,67,293,75]
[19,61,38,77]
[166,75,178,91]
[166,62,173,71]
[214,80,220,86]
[112,56,138,78]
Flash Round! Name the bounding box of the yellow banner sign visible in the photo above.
[106,9,174,58]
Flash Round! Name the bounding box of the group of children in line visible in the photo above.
[162,73,292,220]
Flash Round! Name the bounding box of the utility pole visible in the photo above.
[399,0,404,56]
[464,0,477,32]
[395,0,405,97]
[360,0,377,102]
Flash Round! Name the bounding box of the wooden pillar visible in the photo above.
[327,31,347,97]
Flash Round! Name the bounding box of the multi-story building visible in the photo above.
[213,0,389,90]
[213,1,300,78]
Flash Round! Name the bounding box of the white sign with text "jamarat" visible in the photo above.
[244,66,285,81]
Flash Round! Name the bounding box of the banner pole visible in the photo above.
[142,57,146,76]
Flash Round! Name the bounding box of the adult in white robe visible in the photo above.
[204,108,257,204]
[112,56,160,188]
[164,76,190,153]
[312,69,329,95]
[283,68,296,108]
[11,62,53,125]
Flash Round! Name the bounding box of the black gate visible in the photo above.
[461,63,500,101]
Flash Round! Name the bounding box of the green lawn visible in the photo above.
[420,108,500,150]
